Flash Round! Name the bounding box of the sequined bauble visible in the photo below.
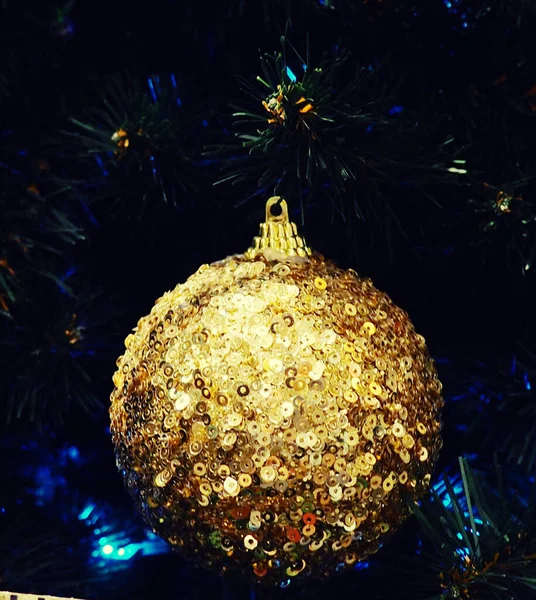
[110,197,443,586]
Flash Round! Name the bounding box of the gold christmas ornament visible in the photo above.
[110,197,443,586]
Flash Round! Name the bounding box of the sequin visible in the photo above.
[110,224,443,586]
[244,535,258,550]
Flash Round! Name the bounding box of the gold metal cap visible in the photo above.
[245,197,312,259]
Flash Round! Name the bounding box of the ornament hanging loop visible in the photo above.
[246,196,312,259]
[266,196,288,222]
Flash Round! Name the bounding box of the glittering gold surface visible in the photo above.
[110,200,443,586]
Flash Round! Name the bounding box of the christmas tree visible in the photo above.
[1,1,535,599]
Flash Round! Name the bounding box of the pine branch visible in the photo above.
[64,73,202,220]
[0,280,123,428]
[209,35,456,238]
[407,458,536,600]
[443,345,536,473]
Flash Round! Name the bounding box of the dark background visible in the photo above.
[1,1,535,599]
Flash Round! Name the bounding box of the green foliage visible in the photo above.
[209,34,453,248]
[409,458,536,600]
[67,74,200,219]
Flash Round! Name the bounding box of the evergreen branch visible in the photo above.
[407,458,536,600]
[467,175,536,275]
[64,73,202,219]
[0,281,122,428]
[444,344,536,473]
[205,34,459,263]
[0,174,84,314]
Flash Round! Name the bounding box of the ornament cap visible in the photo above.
[245,196,312,259]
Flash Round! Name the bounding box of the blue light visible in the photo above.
[147,78,157,103]
[94,154,108,178]
[34,466,57,506]
[202,119,208,128]
[170,74,177,89]
[68,446,80,461]
[61,267,77,280]
[524,373,531,390]
[286,67,297,83]
[97,538,168,561]
[18,149,28,156]
[433,475,464,509]
[354,561,370,570]
[79,503,96,521]
[389,105,404,115]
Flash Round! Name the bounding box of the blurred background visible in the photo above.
[1,1,535,599]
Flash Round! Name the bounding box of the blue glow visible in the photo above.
[303,63,307,72]
[18,149,28,156]
[389,105,404,115]
[432,475,464,509]
[97,538,168,561]
[61,267,77,280]
[34,467,58,506]
[524,373,531,390]
[0,507,5,514]
[286,67,297,83]
[94,154,108,177]
[202,119,208,127]
[78,503,96,521]
[354,561,370,570]
[170,74,177,89]
[67,446,79,459]
[147,78,157,103]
